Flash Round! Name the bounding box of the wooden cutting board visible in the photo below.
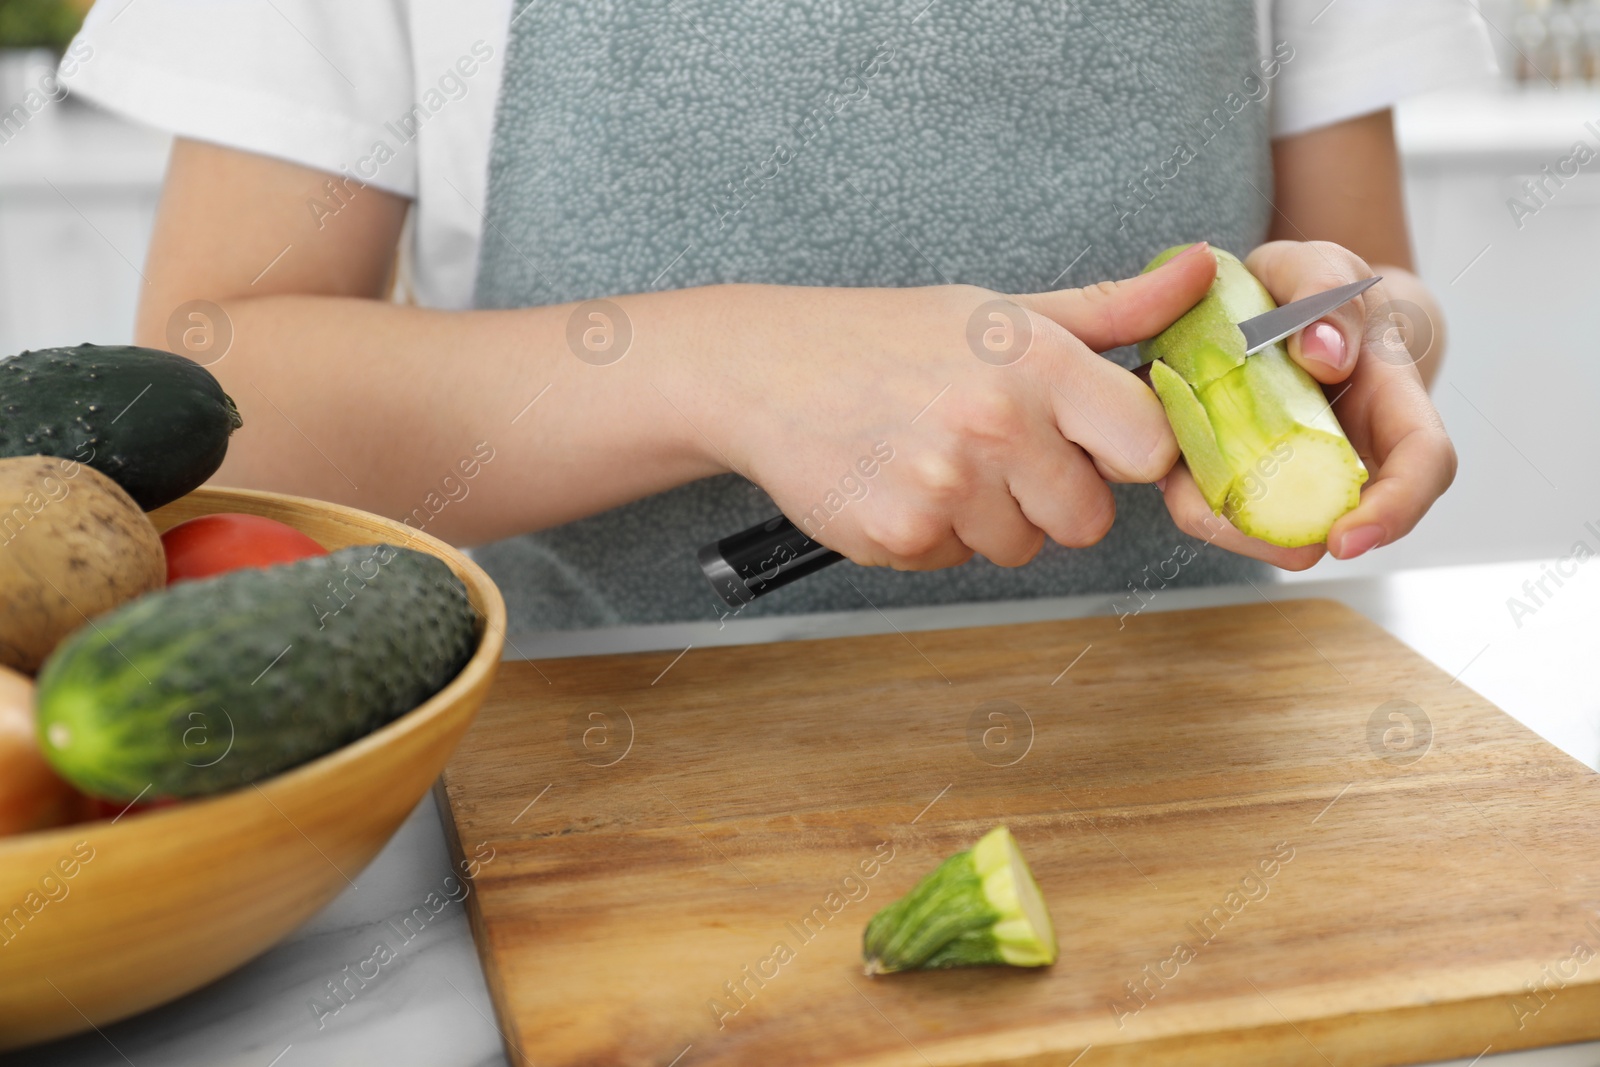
[435,598,1600,1067]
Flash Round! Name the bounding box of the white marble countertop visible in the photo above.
[5,558,1600,1067]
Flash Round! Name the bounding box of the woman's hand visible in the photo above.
[137,142,1222,553]
[672,244,1220,571]
[1156,239,1456,568]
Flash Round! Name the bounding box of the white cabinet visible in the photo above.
[0,97,168,354]
[0,182,162,351]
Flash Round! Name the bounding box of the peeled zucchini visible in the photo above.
[862,826,1057,974]
[1139,245,1367,548]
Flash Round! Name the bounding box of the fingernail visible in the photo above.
[1300,322,1347,370]
[1155,475,1168,492]
[1173,241,1211,262]
[1335,524,1384,559]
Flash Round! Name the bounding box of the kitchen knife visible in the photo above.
[698,275,1382,610]
[1237,275,1380,355]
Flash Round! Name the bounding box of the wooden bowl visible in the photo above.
[0,487,506,1050]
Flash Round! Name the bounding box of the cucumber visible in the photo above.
[0,344,242,510]
[34,544,477,799]
[863,826,1057,974]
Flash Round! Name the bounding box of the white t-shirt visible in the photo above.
[62,0,1495,311]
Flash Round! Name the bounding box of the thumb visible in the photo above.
[1013,241,1217,352]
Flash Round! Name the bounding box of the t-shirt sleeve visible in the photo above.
[60,0,419,197]
[1268,0,1499,138]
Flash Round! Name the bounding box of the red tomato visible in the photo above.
[161,513,328,583]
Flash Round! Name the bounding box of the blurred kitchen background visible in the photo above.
[0,0,1594,580]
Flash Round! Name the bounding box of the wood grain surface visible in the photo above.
[436,598,1600,1067]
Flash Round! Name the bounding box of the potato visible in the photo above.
[0,456,165,673]
[0,664,91,835]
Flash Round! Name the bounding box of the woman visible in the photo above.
[63,0,1490,632]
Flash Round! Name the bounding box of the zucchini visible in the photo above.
[863,826,1057,974]
[0,344,242,510]
[34,544,477,799]
[1138,246,1367,547]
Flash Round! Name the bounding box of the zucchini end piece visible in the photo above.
[862,826,1057,974]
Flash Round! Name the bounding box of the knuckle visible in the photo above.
[1432,432,1459,491]
[867,511,947,560]
[1244,241,1287,274]
[1289,245,1373,307]
[1136,426,1180,482]
[986,527,1046,568]
[1071,279,1124,339]
[1086,278,1121,302]
[1053,490,1116,548]
[1309,240,1371,275]
[1085,496,1117,542]
[1305,268,1358,299]
[908,450,970,503]
[1088,278,1123,317]
[949,389,1026,446]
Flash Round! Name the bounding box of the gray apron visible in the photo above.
[473,0,1273,631]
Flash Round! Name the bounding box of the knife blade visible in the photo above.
[1239,275,1381,355]
[698,276,1382,610]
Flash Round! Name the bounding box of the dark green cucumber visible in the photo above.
[34,544,478,799]
[0,344,242,509]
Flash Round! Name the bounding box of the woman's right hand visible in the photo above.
[664,243,1221,571]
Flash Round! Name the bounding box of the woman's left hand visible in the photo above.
[1158,239,1456,566]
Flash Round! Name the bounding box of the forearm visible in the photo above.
[1366,264,1444,390]
[136,291,731,545]
[125,141,1271,572]
[1269,111,1443,389]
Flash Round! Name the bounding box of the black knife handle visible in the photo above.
[698,514,844,609]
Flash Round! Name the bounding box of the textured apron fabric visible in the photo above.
[473,0,1274,631]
